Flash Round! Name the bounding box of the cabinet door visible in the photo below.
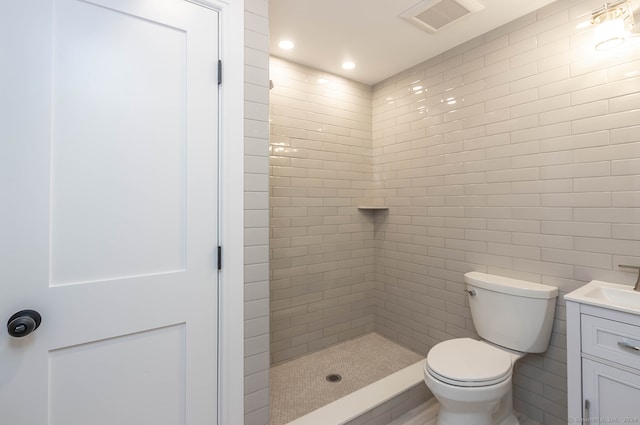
[582,358,640,422]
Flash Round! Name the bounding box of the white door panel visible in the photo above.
[51,0,189,285]
[0,0,219,423]
[49,324,187,425]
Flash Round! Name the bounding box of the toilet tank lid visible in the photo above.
[464,272,558,299]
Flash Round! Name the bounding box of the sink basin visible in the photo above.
[565,280,640,315]
[584,285,640,308]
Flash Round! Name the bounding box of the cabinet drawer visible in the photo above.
[582,314,640,371]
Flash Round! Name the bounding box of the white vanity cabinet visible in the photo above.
[566,301,640,423]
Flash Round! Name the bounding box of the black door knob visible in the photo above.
[7,310,42,338]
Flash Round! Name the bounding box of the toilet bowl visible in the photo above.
[424,338,522,425]
[423,272,558,425]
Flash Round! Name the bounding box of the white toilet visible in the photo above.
[424,272,558,425]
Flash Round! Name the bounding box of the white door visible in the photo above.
[0,0,219,424]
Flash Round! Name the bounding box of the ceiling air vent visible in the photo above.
[401,0,485,33]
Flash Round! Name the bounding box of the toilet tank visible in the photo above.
[464,272,558,353]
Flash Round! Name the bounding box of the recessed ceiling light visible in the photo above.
[279,40,294,50]
[342,61,355,70]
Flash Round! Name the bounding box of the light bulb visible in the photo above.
[594,18,625,50]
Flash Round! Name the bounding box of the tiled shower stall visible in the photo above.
[248,0,640,424]
[269,60,376,364]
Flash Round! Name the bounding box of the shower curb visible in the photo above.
[285,360,429,425]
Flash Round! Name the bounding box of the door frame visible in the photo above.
[187,0,245,423]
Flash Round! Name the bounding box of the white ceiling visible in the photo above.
[270,0,559,85]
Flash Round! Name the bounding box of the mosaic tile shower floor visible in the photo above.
[269,333,423,425]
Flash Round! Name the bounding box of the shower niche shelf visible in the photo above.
[357,206,388,211]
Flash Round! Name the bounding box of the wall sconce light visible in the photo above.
[591,1,635,50]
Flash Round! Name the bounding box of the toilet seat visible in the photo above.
[426,338,512,387]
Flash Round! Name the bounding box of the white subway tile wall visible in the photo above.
[269,58,377,364]
[263,0,640,424]
[372,1,640,424]
[245,1,271,424]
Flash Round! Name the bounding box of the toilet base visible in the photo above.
[498,414,519,425]
[437,409,493,425]
[436,402,519,425]
[425,365,519,425]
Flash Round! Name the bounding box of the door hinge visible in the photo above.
[217,60,222,85]
[217,246,222,270]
